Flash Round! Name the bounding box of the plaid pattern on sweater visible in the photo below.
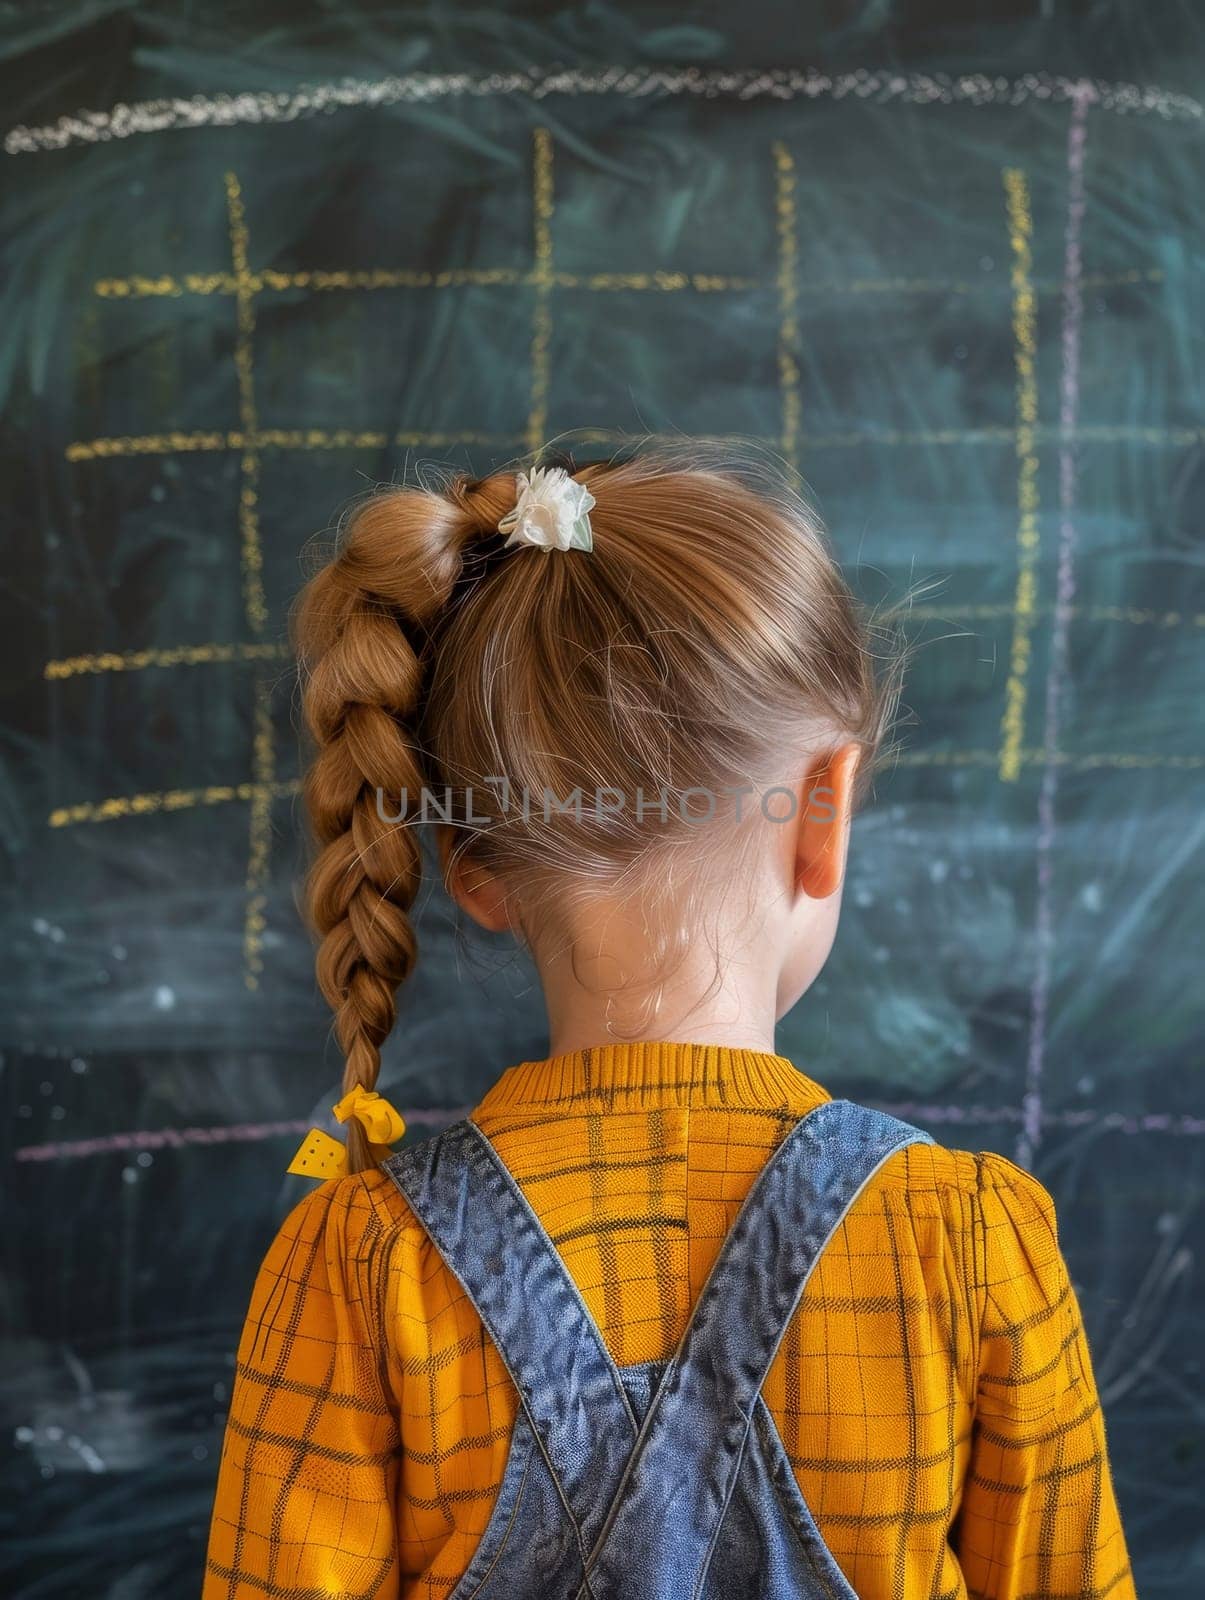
[204,1041,1134,1599]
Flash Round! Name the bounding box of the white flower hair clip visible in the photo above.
[497,465,596,553]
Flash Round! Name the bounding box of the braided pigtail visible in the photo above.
[293,477,505,1173]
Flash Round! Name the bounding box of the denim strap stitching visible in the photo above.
[383,1120,638,1562]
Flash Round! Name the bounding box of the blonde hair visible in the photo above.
[293,440,906,1172]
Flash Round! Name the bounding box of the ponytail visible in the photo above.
[294,446,904,1173]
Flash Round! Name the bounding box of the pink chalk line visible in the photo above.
[13,1101,1205,1163]
[881,1103,1205,1136]
[1018,88,1090,1173]
[14,1106,474,1163]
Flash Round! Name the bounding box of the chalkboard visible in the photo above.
[3,5,1202,1595]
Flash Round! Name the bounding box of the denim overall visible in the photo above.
[383,1098,934,1600]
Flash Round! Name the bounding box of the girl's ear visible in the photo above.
[794,743,861,901]
[438,826,513,933]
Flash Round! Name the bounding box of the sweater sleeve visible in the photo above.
[952,1151,1136,1600]
[203,1175,401,1600]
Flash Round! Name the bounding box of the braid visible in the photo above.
[293,477,505,1173]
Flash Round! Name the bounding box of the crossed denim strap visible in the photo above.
[578,1099,934,1600]
[382,1120,638,1565]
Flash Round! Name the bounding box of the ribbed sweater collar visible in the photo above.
[475,1038,831,1113]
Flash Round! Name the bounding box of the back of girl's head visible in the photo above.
[293,440,906,1171]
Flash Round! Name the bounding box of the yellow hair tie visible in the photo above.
[286,1085,407,1181]
[332,1085,408,1145]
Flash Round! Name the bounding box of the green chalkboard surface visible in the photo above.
[3,4,1202,1594]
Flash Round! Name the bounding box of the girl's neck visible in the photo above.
[545,1015,778,1057]
[540,943,781,1058]
[530,874,823,1061]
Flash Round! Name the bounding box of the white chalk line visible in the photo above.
[5,66,1201,155]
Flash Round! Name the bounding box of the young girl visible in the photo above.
[203,446,1134,1599]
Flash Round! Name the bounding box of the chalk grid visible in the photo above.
[25,79,1204,1167]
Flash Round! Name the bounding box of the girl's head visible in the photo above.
[294,442,905,1171]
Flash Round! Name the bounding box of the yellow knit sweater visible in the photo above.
[204,1040,1134,1599]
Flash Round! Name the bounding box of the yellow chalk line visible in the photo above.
[49,779,301,829]
[65,421,1205,463]
[66,429,235,459]
[44,599,1205,684]
[244,680,276,991]
[47,749,1200,830]
[44,640,290,679]
[225,172,266,636]
[527,127,554,458]
[225,170,274,988]
[902,602,1205,629]
[893,749,1203,771]
[64,429,523,460]
[772,143,802,486]
[91,266,1164,300]
[999,168,1040,784]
